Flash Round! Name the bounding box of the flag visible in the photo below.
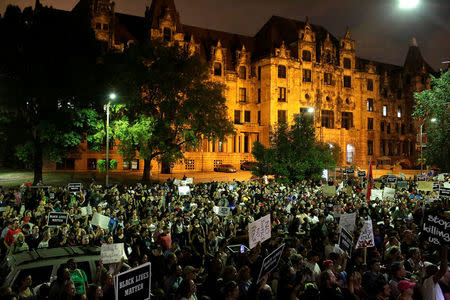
[366,159,373,202]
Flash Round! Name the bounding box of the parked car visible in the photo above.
[0,246,101,294]
[240,161,257,171]
[214,164,237,173]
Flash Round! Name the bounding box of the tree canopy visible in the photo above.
[99,41,234,180]
[413,70,450,171]
[251,114,336,183]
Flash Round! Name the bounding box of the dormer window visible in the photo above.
[343,57,351,69]
[302,50,312,62]
[163,27,172,41]
[238,66,246,80]
[214,62,222,76]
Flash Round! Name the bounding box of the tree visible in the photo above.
[413,70,450,170]
[0,5,102,183]
[100,41,234,181]
[251,114,335,183]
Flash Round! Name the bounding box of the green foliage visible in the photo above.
[413,70,450,170]
[252,114,336,183]
[97,159,118,172]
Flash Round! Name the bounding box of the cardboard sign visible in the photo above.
[213,206,231,217]
[422,214,450,246]
[356,220,375,248]
[68,183,82,193]
[445,183,450,189]
[338,227,353,257]
[370,189,383,201]
[439,187,450,198]
[417,175,427,181]
[346,167,355,174]
[418,181,434,192]
[47,212,68,226]
[80,204,93,216]
[257,244,285,283]
[248,214,271,249]
[102,243,125,264]
[184,177,194,185]
[115,262,151,300]
[338,213,356,233]
[387,176,397,184]
[92,212,110,229]
[322,185,336,197]
[358,171,366,178]
[178,185,191,196]
[383,187,396,200]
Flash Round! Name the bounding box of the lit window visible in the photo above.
[382,105,387,117]
[397,106,402,118]
[346,144,355,163]
[367,98,374,111]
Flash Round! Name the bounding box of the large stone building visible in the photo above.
[50,0,434,173]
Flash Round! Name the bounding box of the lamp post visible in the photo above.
[105,93,116,186]
[419,117,437,174]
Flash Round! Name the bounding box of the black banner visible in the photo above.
[433,182,441,192]
[346,168,355,174]
[115,262,151,300]
[387,176,397,184]
[422,213,450,246]
[47,212,68,226]
[338,227,353,257]
[357,171,366,178]
[257,244,285,283]
[68,183,82,193]
[439,187,450,198]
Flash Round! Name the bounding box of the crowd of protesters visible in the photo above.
[0,173,449,300]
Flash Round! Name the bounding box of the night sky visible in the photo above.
[1,0,449,70]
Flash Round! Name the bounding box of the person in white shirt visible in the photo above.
[422,245,448,300]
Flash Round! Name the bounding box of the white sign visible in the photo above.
[92,212,110,229]
[370,189,383,201]
[356,220,375,248]
[399,172,406,180]
[248,214,271,249]
[444,182,450,189]
[101,243,125,264]
[338,213,356,232]
[184,177,194,185]
[213,206,231,216]
[438,174,445,181]
[322,185,336,196]
[383,187,396,200]
[178,185,191,196]
[80,204,93,216]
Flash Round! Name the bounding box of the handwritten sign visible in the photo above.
[338,213,356,232]
[178,185,191,196]
[80,204,93,216]
[370,189,383,201]
[92,212,110,229]
[256,244,285,283]
[101,243,125,264]
[248,214,271,249]
[213,206,231,217]
[358,171,366,178]
[439,187,450,198]
[322,185,336,197]
[383,187,396,200]
[387,176,397,184]
[47,212,68,227]
[68,183,82,193]
[422,213,450,246]
[356,220,375,248]
[115,262,151,300]
[338,227,353,257]
[418,181,434,192]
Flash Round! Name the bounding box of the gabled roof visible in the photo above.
[147,0,182,33]
[404,45,435,74]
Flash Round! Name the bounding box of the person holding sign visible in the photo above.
[422,245,448,300]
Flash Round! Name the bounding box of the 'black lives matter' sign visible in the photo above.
[257,244,285,284]
[115,262,151,300]
[47,212,68,227]
[338,227,353,257]
[422,214,450,246]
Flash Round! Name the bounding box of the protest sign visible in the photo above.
[417,174,427,181]
[357,171,366,178]
[213,206,231,217]
[383,187,395,200]
[437,174,445,181]
[333,205,342,218]
[68,183,82,193]
[346,167,354,174]
[115,262,151,300]
[248,214,271,249]
[338,227,353,257]
[101,243,125,264]
[356,220,375,248]
[80,204,93,216]
[439,187,450,198]
[184,177,194,185]
[257,244,285,284]
[397,181,408,188]
[374,182,382,189]
[433,182,441,192]
[47,212,68,226]
[338,213,356,232]
[445,182,450,189]
[387,176,397,184]
[178,185,191,196]
[322,185,336,197]
[418,181,434,192]
[399,172,406,180]
[370,189,383,201]
[422,213,450,246]
[92,212,110,229]
[227,244,250,254]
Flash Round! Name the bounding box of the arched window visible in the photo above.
[213,62,222,76]
[346,144,355,164]
[163,27,172,41]
[302,50,312,61]
[238,66,246,79]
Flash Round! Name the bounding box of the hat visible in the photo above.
[323,260,334,268]
[397,280,416,292]
[183,265,199,276]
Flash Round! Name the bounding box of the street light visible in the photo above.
[307,107,314,113]
[105,92,116,186]
[399,0,419,9]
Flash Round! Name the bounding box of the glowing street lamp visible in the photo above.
[399,0,419,9]
[307,107,314,113]
[105,92,117,186]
